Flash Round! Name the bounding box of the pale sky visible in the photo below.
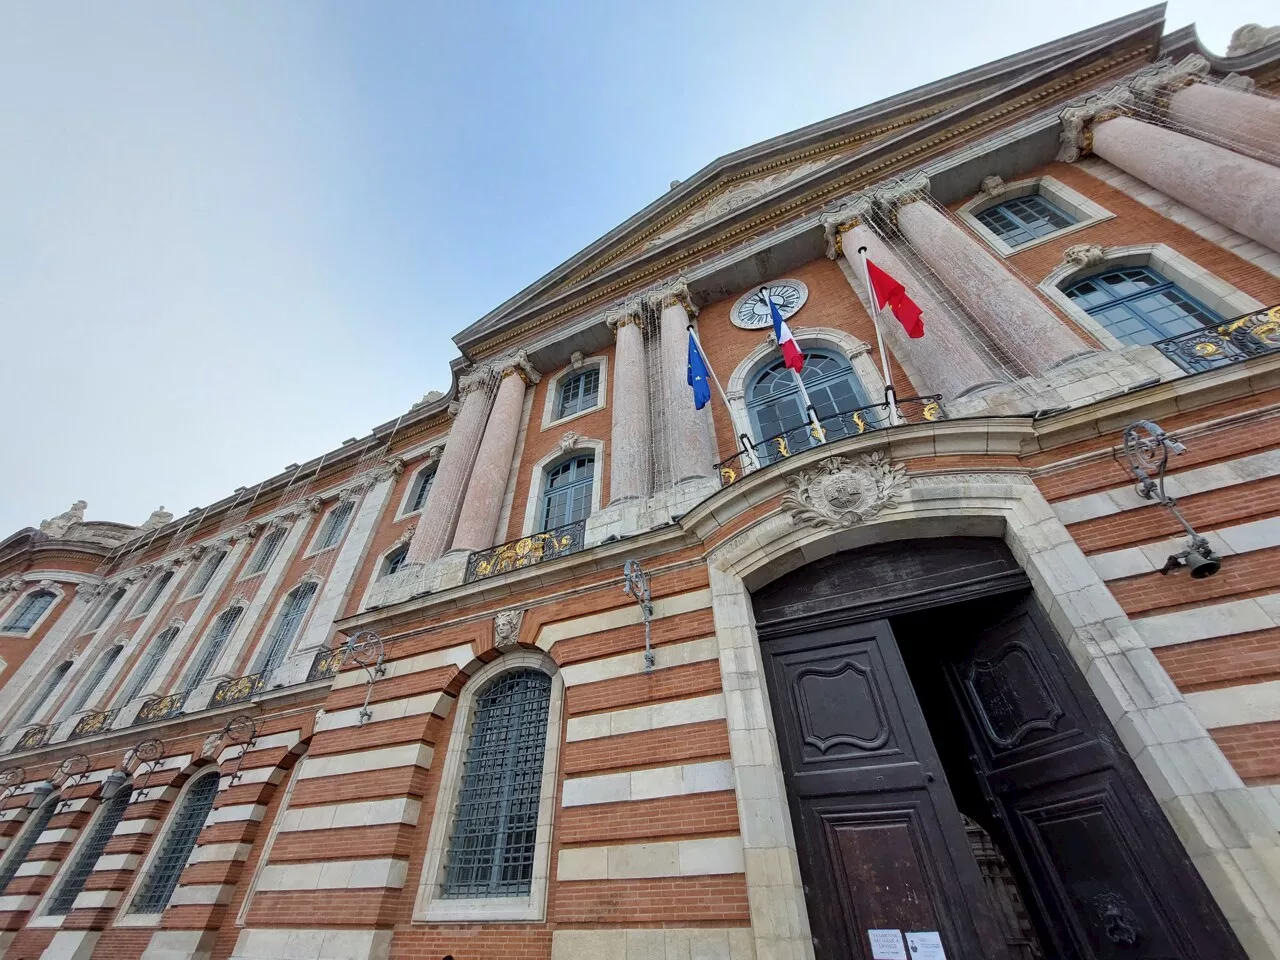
[1,1,1273,537]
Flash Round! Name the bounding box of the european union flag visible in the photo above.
[687,332,712,410]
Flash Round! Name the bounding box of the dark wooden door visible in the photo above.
[947,596,1246,960]
[762,619,1010,960]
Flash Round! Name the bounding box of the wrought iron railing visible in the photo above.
[15,725,51,752]
[211,673,267,708]
[308,646,345,682]
[135,691,189,725]
[68,710,116,740]
[1154,305,1280,373]
[717,395,944,485]
[464,519,587,583]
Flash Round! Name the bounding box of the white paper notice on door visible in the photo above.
[867,929,908,960]
[905,931,946,959]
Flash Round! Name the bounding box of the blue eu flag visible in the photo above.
[687,332,712,410]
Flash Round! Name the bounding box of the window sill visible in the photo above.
[542,402,605,432]
[392,507,425,524]
[0,629,32,637]
[302,544,340,560]
[236,570,269,584]
[113,912,162,928]
[981,214,1115,258]
[415,894,543,923]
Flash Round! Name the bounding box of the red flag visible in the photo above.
[866,259,924,339]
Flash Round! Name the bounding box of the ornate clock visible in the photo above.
[730,279,808,330]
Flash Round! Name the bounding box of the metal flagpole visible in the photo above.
[855,246,904,426]
[688,324,758,470]
[760,286,826,445]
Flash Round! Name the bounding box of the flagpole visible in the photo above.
[855,246,904,427]
[688,324,758,470]
[761,286,827,445]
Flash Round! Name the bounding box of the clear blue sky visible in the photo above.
[1,1,1272,537]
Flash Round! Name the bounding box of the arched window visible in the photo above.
[46,784,131,916]
[130,772,218,914]
[406,468,436,514]
[540,454,594,531]
[1065,266,1224,346]
[256,582,317,677]
[59,645,123,719]
[556,368,600,420]
[119,626,179,704]
[976,195,1075,248]
[245,527,286,577]
[88,588,125,630]
[747,349,871,460]
[315,501,354,552]
[3,590,56,634]
[441,668,552,898]
[382,544,409,579]
[187,551,226,597]
[134,572,172,617]
[0,794,59,894]
[185,608,242,689]
[16,661,71,726]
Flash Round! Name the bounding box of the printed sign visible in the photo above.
[906,931,946,959]
[867,929,908,960]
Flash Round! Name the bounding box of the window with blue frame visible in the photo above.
[976,195,1076,247]
[747,350,872,461]
[1065,266,1223,346]
[540,455,594,531]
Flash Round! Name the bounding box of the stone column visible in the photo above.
[886,175,1092,375]
[823,199,1003,399]
[451,353,540,550]
[656,280,716,483]
[405,365,497,564]
[607,308,651,502]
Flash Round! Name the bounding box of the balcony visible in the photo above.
[1154,305,1280,374]
[308,646,345,682]
[717,394,944,485]
[464,519,587,583]
[210,673,267,708]
[15,725,51,752]
[135,692,189,725]
[68,710,116,740]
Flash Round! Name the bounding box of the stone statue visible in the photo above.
[1226,24,1280,58]
[135,506,173,534]
[39,500,87,538]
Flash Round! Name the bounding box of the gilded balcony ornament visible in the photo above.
[211,673,266,708]
[308,646,345,682]
[1154,304,1280,373]
[69,710,115,740]
[464,520,587,583]
[135,692,188,724]
[15,726,51,751]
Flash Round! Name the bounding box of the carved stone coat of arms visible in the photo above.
[780,452,907,530]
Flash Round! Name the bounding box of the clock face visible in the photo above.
[730,279,808,330]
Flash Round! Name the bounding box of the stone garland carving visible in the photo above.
[37,579,56,592]
[371,457,406,483]
[780,453,908,530]
[493,609,524,648]
[0,577,26,594]
[1062,244,1106,268]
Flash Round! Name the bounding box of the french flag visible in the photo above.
[764,287,804,373]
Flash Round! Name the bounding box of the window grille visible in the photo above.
[88,588,125,630]
[119,626,178,704]
[130,773,218,914]
[555,368,600,420]
[441,669,551,898]
[245,528,286,576]
[48,786,132,915]
[383,545,409,578]
[3,591,55,633]
[187,552,225,597]
[134,573,172,617]
[1066,266,1224,346]
[540,455,594,531]
[257,582,317,677]
[0,796,59,894]
[17,661,70,726]
[61,646,122,718]
[315,502,354,551]
[408,469,436,514]
[747,350,871,460]
[976,194,1076,247]
[185,609,241,689]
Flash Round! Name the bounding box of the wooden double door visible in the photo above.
[753,539,1244,960]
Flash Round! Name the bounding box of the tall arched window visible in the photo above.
[88,588,125,630]
[186,551,226,597]
[314,501,354,552]
[406,468,436,514]
[245,527,286,577]
[256,582,317,677]
[441,668,552,898]
[381,544,409,579]
[1065,266,1224,346]
[0,794,59,894]
[129,772,218,914]
[59,645,123,719]
[16,661,71,726]
[3,590,56,634]
[46,784,131,916]
[185,608,242,689]
[119,626,179,704]
[747,349,871,460]
[133,572,172,617]
[540,455,594,531]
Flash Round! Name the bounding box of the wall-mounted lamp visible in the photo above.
[99,769,129,801]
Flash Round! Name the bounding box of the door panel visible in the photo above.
[763,621,1009,960]
[948,597,1246,960]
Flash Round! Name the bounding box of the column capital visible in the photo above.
[1057,88,1134,162]
[495,349,541,385]
[1130,54,1210,105]
[604,303,647,335]
[648,277,697,317]
[820,194,874,259]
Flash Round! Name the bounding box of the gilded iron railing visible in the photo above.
[717,395,944,486]
[15,725,51,752]
[135,691,189,725]
[464,519,587,583]
[308,646,345,682]
[1154,305,1280,373]
[68,710,116,740]
[211,673,266,708]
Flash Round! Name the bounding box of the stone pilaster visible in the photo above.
[607,307,652,502]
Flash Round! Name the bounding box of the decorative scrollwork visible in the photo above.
[465,520,586,583]
[308,646,345,682]
[135,692,189,725]
[15,726,51,752]
[211,673,266,708]
[127,738,167,799]
[781,453,908,530]
[69,710,116,740]
[1154,305,1280,374]
[0,766,25,803]
[340,631,387,725]
[221,716,259,785]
